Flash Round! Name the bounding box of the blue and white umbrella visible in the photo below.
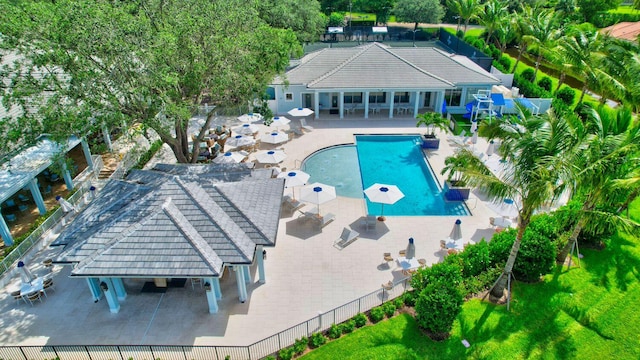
[56,195,75,213]
[233,123,260,135]
[260,131,289,145]
[256,150,287,164]
[213,151,245,164]
[270,116,291,129]
[277,170,310,199]
[364,183,404,220]
[17,261,36,284]
[299,182,336,215]
[226,135,255,148]
[288,107,314,117]
[237,113,262,123]
[486,140,495,156]
[450,219,463,241]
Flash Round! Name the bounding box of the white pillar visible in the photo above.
[364,91,370,119]
[204,277,219,313]
[86,278,102,302]
[242,265,251,284]
[256,245,266,284]
[99,277,120,313]
[102,124,113,152]
[212,277,222,300]
[0,215,12,246]
[339,91,344,119]
[28,178,47,215]
[314,92,320,119]
[111,278,127,301]
[81,138,94,170]
[414,91,420,117]
[389,91,395,118]
[234,266,247,303]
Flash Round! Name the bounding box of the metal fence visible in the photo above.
[0,278,411,360]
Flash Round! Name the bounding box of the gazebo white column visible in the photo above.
[111,278,127,301]
[212,277,222,299]
[0,215,13,246]
[204,277,219,313]
[234,266,248,303]
[81,138,94,170]
[413,91,420,117]
[102,124,113,152]
[27,178,47,215]
[389,91,395,118]
[99,277,120,313]
[364,91,370,119]
[339,91,344,119]
[242,265,251,283]
[86,278,102,302]
[256,245,266,284]
[61,161,74,191]
[314,92,320,119]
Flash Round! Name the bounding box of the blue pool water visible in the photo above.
[301,135,469,216]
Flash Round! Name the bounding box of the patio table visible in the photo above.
[397,257,420,270]
[20,277,44,297]
[445,238,465,251]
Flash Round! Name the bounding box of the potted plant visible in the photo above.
[416,112,449,149]
[441,153,472,201]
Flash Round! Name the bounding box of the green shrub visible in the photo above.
[528,213,560,243]
[411,260,463,292]
[555,86,576,106]
[264,356,276,360]
[488,228,518,266]
[382,302,396,318]
[538,76,552,92]
[459,240,490,277]
[393,296,404,310]
[521,68,535,82]
[369,306,385,323]
[414,281,464,341]
[401,290,417,307]
[132,140,163,170]
[278,346,295,360]
[498,55,512,72]
[462,265,503,295]
[327,323,342,339]
[516,229,555,282]
[293,337,308,355]
[340,320,355,334]
[514,74,552,98]
[353,313,367,328]
[309,332,327,348]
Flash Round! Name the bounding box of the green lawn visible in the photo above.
[609,5,640,14]
[302,199,640,359]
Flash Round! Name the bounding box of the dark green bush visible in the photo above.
[414,281,463,340]
[516,229,555,282]
[514,74,552,98]
[264,356,276,360]
[538,77,552,92]
[401,290,417,307]
[488,228,518,266]
[353,313,367,328]
[459,240,490,277]
[521,68,535,82]
[555,86,576,106]
[411,260,463,292]
[341,320,355,334]
[528,213,560,243]
[369,306,385,323]
[132,140,163,170]
[278,347,295,360]
[309,332,327,348]
[498,55,512,72]
[382,302,396,318]
[327,323,342,339]
[462,265,504,295]
[393,297,404,310]
[293,337,308,355]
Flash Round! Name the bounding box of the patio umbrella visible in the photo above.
[364,183,404,221]
[486,140,495,156]
[233,123,260,136]
[287,107,314,117]
[405,237,416,259]
[488,198,519,219]
[470,118,478,133]
[277,170,310,199]
[17,261,36,284]
[213,151,245,164]
[226,135,255,148]
[270,116,291,130]
[256,150,287,164]
[56,195,75,213]
[471,128,478,145]
[450,219,462,241]
[237,113,262,123]
[260,132,289,145]
[299,182,336,215]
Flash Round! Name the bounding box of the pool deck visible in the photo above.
[0,118,501,347]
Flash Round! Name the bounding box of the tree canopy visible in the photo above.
[394,0,445,30]
[0,0,301,163]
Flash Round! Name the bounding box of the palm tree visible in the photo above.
[600,37,640,112]
[557,105,640,263]
[510,6,534,73]
[452,106,578,304]
[522,8,561,80]
[478,0,508,46]
[447,0,482,38]
[493,15,515,59]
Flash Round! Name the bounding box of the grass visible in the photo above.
[301,199,640,359]
[609,5,640,15]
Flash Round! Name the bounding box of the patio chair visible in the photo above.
[43,278,55,293]
[5,199,16,207]
[334,227,360,249]
[440,240,447,250]
[18,204,28,212]
[191,278,203,290]
[383,252,394,264]
[360,215,377,231]
[5,213,16,222]
[283,195,305,212]
[399,249,406,257]
[11,290,25,305]
[26,291,42,306]
[17,194,29,202]
[300,119,314,132]
[381,281,394,291]
[42,185,52,195]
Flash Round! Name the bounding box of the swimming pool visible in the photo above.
[301,135,469,216]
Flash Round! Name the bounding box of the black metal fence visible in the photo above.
[0,279,411,360]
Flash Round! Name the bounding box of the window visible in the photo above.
[285,93,293,101]
[369,92,386,104]
[465,87,486,103]
[445,89,462,107]
[265,87,276,101]
[344,92,363,104]
[393,92,410,104]
[423,92,432,107]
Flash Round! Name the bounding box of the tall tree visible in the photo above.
[257,0,326,43]
[394,0,445,31]
[478,0,508,46]
[447,0,482,38]
[510,6,535,73]
[522,8,561,79]
[0,0,301,163]
[577,0,621,24]
[354,0,396,25]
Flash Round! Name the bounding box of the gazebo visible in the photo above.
[50,163,283,314]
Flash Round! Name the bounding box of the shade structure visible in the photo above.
[299,182,336,215]
[450,219,462,241]
[17,261,36,284]
[486,140,495,156]
[233,123,260,135]
[226,135,256,148]
[405,237,416,259]
[256,150,287,164]
[288,107,314,117]
[260,132,289,145]
[56,195,75,213]
[213,151,245,164]
[237,113,262,123]
[364,183,404,220]
[277,170,310,200]
[270,116,291,129]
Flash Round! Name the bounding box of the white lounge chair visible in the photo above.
[334,227,360,249]
[300,118,314,132]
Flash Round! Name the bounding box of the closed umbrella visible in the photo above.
[256,150,287,164]
[226,135,255,148]
[288,107,314,117]
[233,123,260,135]
[213,151,245,164]
[299,182,336,215]
[470,118,478,133]
[471,128,478,145]
[56,195,75,213]
[277,170,310,199]
[450,219,462,241]
[260,132,289,145]
[405,237,416,259]
[17,261,36,284]
[486,140,495,156]
[364,183,404,221]
[237,113,262,123]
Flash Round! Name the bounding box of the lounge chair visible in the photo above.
[334,227,360,249]
[307,212,335,229]
[283,195,305,212]
[300,118,314,132]
[360,215,377,231]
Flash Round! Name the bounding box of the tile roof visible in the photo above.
[275,42,500,89]
[53,164,284,278]
[601,22,640,42]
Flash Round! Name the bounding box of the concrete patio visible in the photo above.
[0,118,500,347]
